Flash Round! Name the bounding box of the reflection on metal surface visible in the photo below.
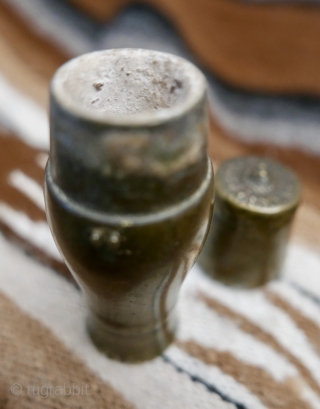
[45,49,214,361]
[199,156,301,288]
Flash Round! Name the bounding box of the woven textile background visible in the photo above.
[0,1,320,408]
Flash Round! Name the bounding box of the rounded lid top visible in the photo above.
[216,156,301,215]
[51,48,206,127]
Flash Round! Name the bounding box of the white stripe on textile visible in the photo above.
[191,265,320,386]
[270,282,320,329]
[165,346,268,409]
[0,202,61,260]
[0,233,235,409]
[0,216,320,406]
[0,73,48,149]
[8,170,45,210]
[1,0,91,55]
[283,243,320,298]
[3,0,320,155]
[178,282,298,382]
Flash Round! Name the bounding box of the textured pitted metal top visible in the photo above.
[216,156,301,214]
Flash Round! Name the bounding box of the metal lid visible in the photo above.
[51,48,206,127]
[216,156,301,215]
[49,49,209,213]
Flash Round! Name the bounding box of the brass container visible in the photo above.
[199,156,301,288]
[45,49,214,362]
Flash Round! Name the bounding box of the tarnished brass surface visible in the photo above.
[199,156,301,288]
[45,49,214,361]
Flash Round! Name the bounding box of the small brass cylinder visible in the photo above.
[45,49,213,361]
[199,155,301,288]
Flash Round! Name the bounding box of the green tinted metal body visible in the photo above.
[199,156,301,288]
[45,49,213,361]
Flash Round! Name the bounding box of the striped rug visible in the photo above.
[0,1,320,408]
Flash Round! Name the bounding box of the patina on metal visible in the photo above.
[199,155,301,288]
[45,49,214,362]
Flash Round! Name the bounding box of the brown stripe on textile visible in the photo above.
[157,0,320,95]
[0,219,73,283]
[68,0,320,96]
[0,185,46,222]
[0,132,46,221]
[200,293,320,398]
[0,132,44,182]
[67,0,131,21]
[177,340,311,409]
[0,0,69,81]
[0,132,73,281]
[0,291,134,409]
[1,0,320,219]
[0,0,319,257]
[0,0,319,287]
[266,290,320,356]
[0,32,48,106]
